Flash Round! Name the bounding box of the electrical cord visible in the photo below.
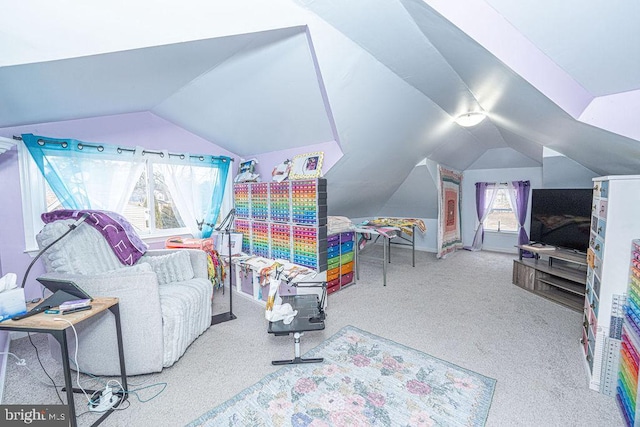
[28,333,64,404]
[52,317,92,406]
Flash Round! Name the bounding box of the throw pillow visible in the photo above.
[142,251,194,285]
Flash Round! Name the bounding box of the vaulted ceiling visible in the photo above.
[1,0,638,216]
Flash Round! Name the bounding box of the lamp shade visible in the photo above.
[455,112,486,127]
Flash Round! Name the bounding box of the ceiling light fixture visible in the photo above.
[455,111,486,127]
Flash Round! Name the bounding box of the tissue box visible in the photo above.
[0,288,27,322]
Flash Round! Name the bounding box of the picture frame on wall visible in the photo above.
[289,152,324,180]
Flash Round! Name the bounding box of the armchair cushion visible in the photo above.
[141,251,194,285]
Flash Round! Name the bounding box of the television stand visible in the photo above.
[513,245,587,312]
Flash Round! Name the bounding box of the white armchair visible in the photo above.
[36,219,212,376]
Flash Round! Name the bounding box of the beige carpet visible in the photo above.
[2,248,623,426]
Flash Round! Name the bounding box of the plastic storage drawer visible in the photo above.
[327,267,340,282]
[340,251,354,265]
[340,232,354,242]
[340,271,354,286]
[342,261,354,275]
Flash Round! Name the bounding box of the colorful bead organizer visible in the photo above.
[270,223,292,260]
[269,181,291,223]
[234,219,252,254]
[292,225,327,271]
[250,182,269,221]
[291,179,327,226]
[232,179,328,272]
[233,183,250,218]
[617,239,640,426]
[251,221,270,258]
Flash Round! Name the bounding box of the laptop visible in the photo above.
[33,278,93,311]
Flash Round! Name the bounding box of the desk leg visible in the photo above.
[54,330,77,427]
[110,304,128,398]
[383,237,388,287]
[388,235,391,264]
[412,226,415,267]
[355,234,360,282]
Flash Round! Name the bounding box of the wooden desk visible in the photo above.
[0,297,128,427]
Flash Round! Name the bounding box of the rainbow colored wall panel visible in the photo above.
[234,219,252,254]
[250,182,269,221]
[291,179,327,225]
[270,223,292,260]
[233,179,327,271]
[292,225,327,271]
[617,240,640,426]
[251,220,270,258]
[233,183,250,218]
[269,181,291,223]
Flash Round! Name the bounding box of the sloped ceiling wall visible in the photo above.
[0,0,638,218]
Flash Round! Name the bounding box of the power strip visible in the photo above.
[89,388,120,412]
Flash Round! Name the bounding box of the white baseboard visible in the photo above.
[0,334,9,403]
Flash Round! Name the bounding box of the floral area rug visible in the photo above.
[188,326,496,426]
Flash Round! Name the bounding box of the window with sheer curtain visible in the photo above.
[483,185,518,232]
[19,134,232,250]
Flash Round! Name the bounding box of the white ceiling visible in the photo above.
[0,0,638,216]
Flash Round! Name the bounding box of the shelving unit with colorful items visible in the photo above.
[232,179,328,273]
[251,220,270,258]
[292,225,327,271]
[291,179,327,226]
[233,183,250,219]
[617,240,640,426]
[234,219,252,254]
[269,181,291,223]
[250,182,269,221]
[270,222,292,261]
[583,175,640,394]
[326,231,355,294]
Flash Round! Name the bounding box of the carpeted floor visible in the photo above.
[2,247,624,426]
[189,325,496,426]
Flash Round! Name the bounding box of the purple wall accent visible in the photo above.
[0,112,239,298]
[250,140,343,180]
[0,112,346,299]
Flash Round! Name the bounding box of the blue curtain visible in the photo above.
[201,157,230,238]
[22,133,231,237]
[22,134,90,209]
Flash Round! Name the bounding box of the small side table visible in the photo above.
[268,294,325,365]
[0,297,128,427]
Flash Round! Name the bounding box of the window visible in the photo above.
[18,139,232,251]
[483,186,518,232]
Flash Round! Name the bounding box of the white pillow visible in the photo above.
[142,251,194,285]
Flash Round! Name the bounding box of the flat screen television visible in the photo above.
[529,188,593,254]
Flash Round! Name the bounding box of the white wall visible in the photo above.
[462,167,543,253]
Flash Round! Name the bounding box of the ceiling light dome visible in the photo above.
[455,111,486,127]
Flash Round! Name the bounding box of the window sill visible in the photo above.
[484,230,518,235]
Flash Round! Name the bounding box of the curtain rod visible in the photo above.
[13,135,233,162]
